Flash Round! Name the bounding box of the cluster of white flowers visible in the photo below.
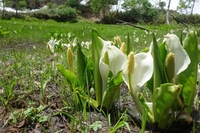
[47,34,91,53]
[47,37,61,53]
[80,41,91,49]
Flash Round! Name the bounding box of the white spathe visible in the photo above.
[122,52,153,92]
[99,37,127,76]
[98,37,127,92]
[164,34,191,76]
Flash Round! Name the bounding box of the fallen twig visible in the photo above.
[169,13,189,28]
[115,19,150,31]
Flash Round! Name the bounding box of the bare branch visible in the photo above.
[115,19,150,31]
[169,13,189,28]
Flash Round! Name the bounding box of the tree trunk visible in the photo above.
[166,0,171,25]
[15,0,18,17]
[190,0,195,16]
[2,0,5,18]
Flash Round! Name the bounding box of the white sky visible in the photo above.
[0,0,199,14]
[110,0,200,14]
[150,0,200,14]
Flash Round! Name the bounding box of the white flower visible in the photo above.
[98,37,127,92]
[47,37,58,53]
[122,52,154,93]
[134,37,139,43]
[145,30,148,35]
[164,34,191,75]
[68,33,71,39]
[122,51,153,115]
[63,43,70,48]
[72,37,77,47]
[80,41,91,49]
[85,41,91,49]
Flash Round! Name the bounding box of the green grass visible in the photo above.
[1,18,195,51]
[0,18,199,132]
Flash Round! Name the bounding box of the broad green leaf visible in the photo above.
[154,83,181,129]
[57,64,78,87]
[77,43,86,88]
[152,34,168,121]
[102,72,123,109]
[159,42,168,68]
[152,34,167,90]
[178,31,198,114]
[108,72,124,87]
[92,30,103,106]
[147,42,167,92]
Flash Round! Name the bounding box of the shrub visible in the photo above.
[65,0,80,9]
[47,2,58,9]
[100,12,118,24]
[24,16,39,22]
[0,10,25,19]
[101,7,159,24]
[32,5,77,22]
[178,14,200,24]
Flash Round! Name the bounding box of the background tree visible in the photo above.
[1,0,5,18]
[158,0,166,10]
[121,0,158,23]
[90,0,117,17]
[157,0,171,25]
[178,0,198,15]
[166,0,171,25]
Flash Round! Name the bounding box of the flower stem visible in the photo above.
[128,74,142,115]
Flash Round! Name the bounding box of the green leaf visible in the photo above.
[76,88,98,107]
[154,83,181,129]
[108,72,124,87]
[178,31,198,114]
[198,49,200,62]
[110,121,128,133]
[57,64,78,87]
[39,115,48,122]
[77,42,86,88]
[138,93,154,123]
[89,121,102,132]
[85,58,94,85]
[37,105,46,112]
[159,42,168,67]
[152,34,167,90]
[92,30,103,106]
[102,72,123,109]
[152,34,169,122]
[147,41,167,92]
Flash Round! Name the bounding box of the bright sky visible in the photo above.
[0,0,199,14]
[149,0,200,14]
[110,0,200,14]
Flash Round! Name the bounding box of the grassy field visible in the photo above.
[0,18,200,132]
[1,18,195,48]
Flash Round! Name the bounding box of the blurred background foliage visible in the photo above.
[1,0,200,24]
